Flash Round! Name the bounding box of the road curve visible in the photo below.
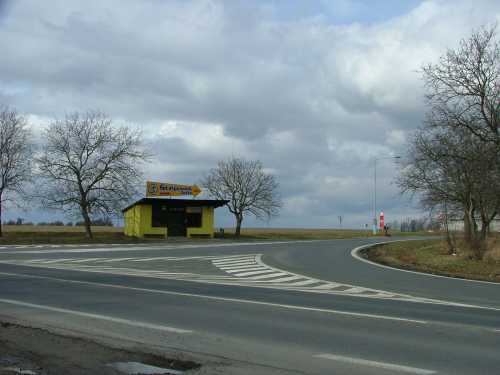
[0,238,499,375]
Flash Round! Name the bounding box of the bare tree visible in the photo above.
[201,157,282,237]
[37,111,149,238]
[0,107,33,236]
[422,24,499,145]
[398,125,499,259]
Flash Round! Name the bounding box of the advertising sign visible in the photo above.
[379,211,385,229]
[146,181,202,197]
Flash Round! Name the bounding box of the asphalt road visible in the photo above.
[0,237,499,375]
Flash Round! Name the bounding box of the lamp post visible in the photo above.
[373,155,400,235]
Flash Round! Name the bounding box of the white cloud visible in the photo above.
[0,0,498,226]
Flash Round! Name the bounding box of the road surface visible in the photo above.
[0,237,499,374]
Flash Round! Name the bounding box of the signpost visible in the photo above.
[146,181,202,197]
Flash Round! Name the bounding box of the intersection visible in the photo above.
[0,238,499,374]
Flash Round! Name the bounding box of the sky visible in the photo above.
[0,0,499,228]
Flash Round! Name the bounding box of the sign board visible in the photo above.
[146,181,202,197]
[379,211,385,229]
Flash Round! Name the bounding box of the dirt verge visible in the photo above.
[362,239,500,283]
[0,321,199,375]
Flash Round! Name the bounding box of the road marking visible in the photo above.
[0,271,427,324]
[232,269,277,277]
[247,272,289,280]
[264,275,305,283]
[314,353,436,374]
[218,263,265,272]
[212,259,255,267]
[0,240,322,254]
[286,279,319,287]
[224,267,267,273]
[0,298,192,334]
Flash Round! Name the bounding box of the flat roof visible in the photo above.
[122,198,229,212]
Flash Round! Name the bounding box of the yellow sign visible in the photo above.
[146,181,202,197]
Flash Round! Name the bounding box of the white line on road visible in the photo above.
[264,275,305,283]
[223,267,267,273]
[0,240,321,254]
[0,271,428,324]
[247,272,289,280]
[218,265,262,271]
[0,298,193,334]
[314,353,436,374]
[233,269,277,277]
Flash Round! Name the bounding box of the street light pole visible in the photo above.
[373,155,400,235]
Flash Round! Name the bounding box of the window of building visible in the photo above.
[186,207,202,228]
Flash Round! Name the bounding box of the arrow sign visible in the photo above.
[146,181,202,197]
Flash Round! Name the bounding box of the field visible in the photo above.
[0,225,139,245]
[0,225,438,245]
[363,238,500,282]
[217,227,435,240]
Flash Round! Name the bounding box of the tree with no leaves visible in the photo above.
[201,157,282,237]
[422,24,499,145]
[37,111,149,238]
[0,107,33,237]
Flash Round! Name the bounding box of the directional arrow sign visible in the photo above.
[146,181,202,197]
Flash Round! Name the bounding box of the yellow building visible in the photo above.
[123,198,228,238]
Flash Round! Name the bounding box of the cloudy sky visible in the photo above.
[0,0,499,228]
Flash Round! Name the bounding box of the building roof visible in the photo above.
[122,198,229,213]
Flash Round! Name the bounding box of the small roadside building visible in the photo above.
[123,198,228,238]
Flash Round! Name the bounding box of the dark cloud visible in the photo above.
[0,0,498,227]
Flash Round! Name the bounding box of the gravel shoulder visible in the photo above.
[0,319,199,375]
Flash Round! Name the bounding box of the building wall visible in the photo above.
[124,204,215,238]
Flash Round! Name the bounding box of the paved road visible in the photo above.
[0,238,499,374]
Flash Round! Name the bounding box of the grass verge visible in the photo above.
[363,239,500,283]
[217,227,437,240]
[0,225,439,245]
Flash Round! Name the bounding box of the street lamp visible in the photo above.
[373,155,401,235]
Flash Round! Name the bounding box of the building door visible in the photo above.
[167,207,187,236]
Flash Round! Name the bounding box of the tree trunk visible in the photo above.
[81,206,93,239]
[235,214,243,237]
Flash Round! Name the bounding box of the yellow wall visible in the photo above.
[124,204,215,238]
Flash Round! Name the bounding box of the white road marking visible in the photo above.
[100,257,138,262]
[0,240,321,254]
[212,259,255,267]
[232,269,277,277]
[314,353,436,374]
[224,267,267,273]
[0,298,192,334]
[246,272,289,280]
[286,279,320,287]
[0,271,428,324]
[218,264,260,270]
[65,258,103,263]
[264,275,304,283]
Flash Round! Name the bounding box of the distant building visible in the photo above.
[123,198,228,238]
[447,218,500,232]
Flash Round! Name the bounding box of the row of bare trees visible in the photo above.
[0,109,148,238]
[398,25,499,259]
[0,107,282,238]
